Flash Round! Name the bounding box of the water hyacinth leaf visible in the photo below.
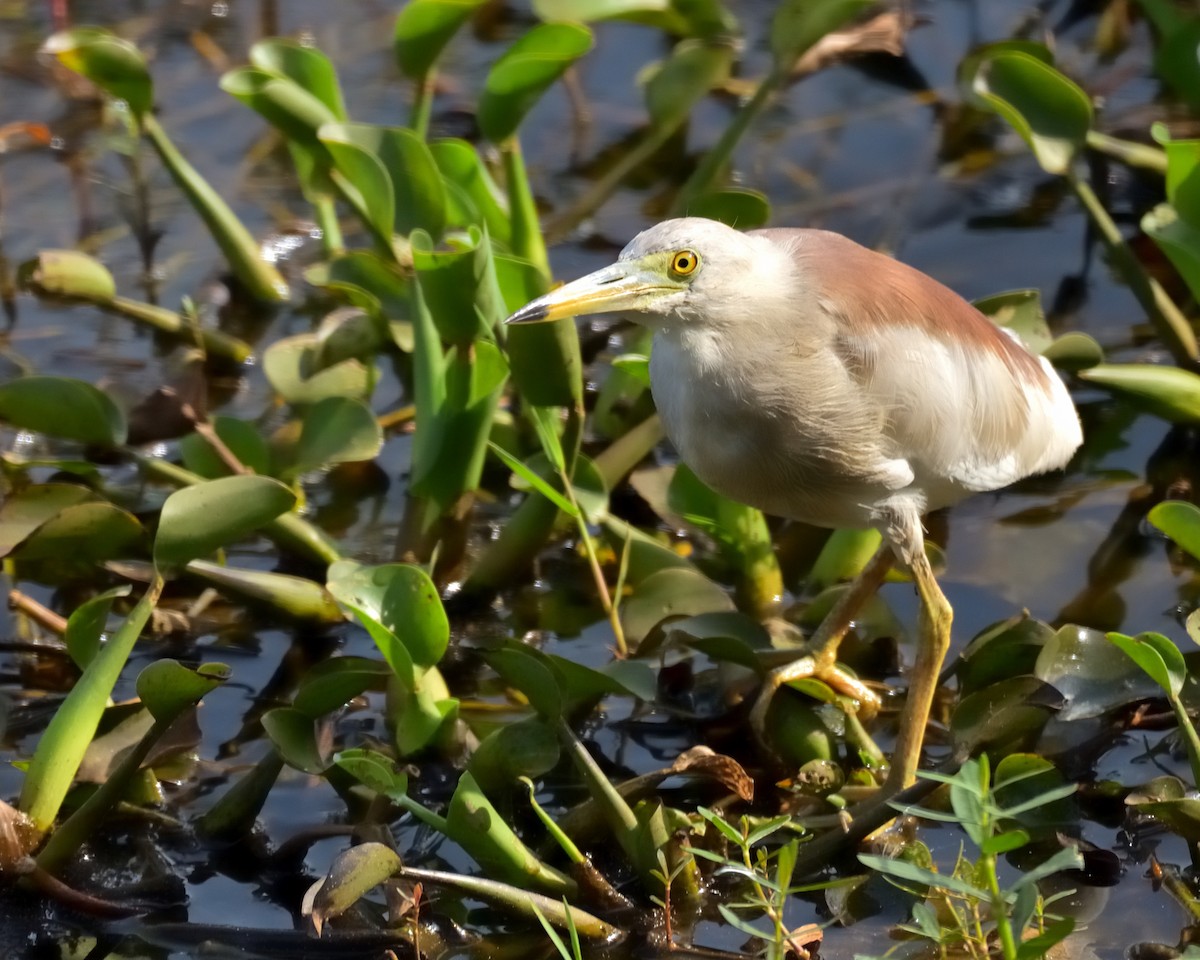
[486,645,564,721]
[445,771,576,894]
[621,566,735,644]
[468,719,561,795]
[320,123,446,239]
[993,754,1078,827]
[64,586,131,671]
[0,483,96,558]
[974,288,1051,353]
[431,139,511,243]
[220,68,340,152]
[1151,15,1200,112]
[11,501,143,563]
[611,353,650,387]
[263,334,376,405]
[1142,204,1200,302]
[957,40,1054,109]
[326,561,450,676]
[290,396,383,477]
[42,28,153,118]
[684,189,771,229]
[250,38,347,119]
[1077,363,1200,422]
[1127,775,1200,840]
[1035,623,1155,719]
[334,747,410,800]
[319,124,395,247]
[394,0,488,79]
[1042,331,1104,370]
[951,675,1062,752]
[533,0,737,37]
[185,560,345,624]
[180,416,272,478]
[966,50,1092,175]
[20,249,117,301]
[0,376,126,446]
[1149,500,1200,562]
[1151,123,1200,222]
[771,0,875,71]
[1107,631,1186,697]
[294,658,392,718]
[312,304,401,364]
[478,23,594,144]
[136,659,230,721]
[154,475,297,571]
[645,39,733,128]
[411,227,506,344]
[309,842,402,936]
[262,707,328,774]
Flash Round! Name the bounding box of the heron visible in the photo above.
[505,217,1082,796]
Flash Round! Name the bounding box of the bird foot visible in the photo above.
[749,655,882,747]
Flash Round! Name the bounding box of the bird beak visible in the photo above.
[504,262,670,325]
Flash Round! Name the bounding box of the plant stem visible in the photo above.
[312,193,344,257]
[1086,130,1167,174]
[983,852,1019,960]
[1170,694,1200,787]
[410,73,434,140]
[1068,169,1198,366]
[560,468,627,657]
[502,137,550,285]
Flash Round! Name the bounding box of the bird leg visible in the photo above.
[883,536,953,791]
[749,542,895,743]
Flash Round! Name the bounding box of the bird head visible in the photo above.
[505,217,761,330]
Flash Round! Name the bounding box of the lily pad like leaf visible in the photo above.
[290,396,383,477]
[771,0,874,71]
[966,49,1092,175]
[1077,363,1200,422]
[1149,500,1200,563]
[262,707,329,774]
[154,475,296,572]
[1107,631,1186,697]
[394,0,488,80]
[0,377,126,447]
[64,586,131,671]
[43,28,153,118]
[309,842,402,936]
[478,23,594,143]
[136,659,230,721]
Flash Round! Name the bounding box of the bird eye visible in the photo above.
[670,249,700,277]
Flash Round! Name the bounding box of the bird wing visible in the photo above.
[753,228,1079,496]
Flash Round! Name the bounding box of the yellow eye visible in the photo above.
[670,249,700,277]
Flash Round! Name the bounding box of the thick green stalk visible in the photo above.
[410,73,434,140]
[110,296,252,362]
[983,852,1019,960]
[37,715,172,872]
[1068,170,1198,365]
[142,114,289,303]
[20,577,163,834]
[1169,694,1200,787]
[312,194,344,258]
[502,138,550,285]
[1086,130,1167,174]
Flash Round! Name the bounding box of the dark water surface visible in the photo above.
[0,0,1195,957]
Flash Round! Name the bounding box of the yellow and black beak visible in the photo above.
[504,261,674,325]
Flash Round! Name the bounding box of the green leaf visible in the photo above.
[683,188,770,229]
[334,747,410,800]
[0,484,95,558]
[326,561,450,678]
[262,707,328,774]
[136,659,229,721]
[153,476,297,571]
[185,560,345,624]
[771,0,874,72]
[478,23,594,143]
[0,376,126,446]
[294,657,392,718]
[1107,631,1187,697]
[489,442,579,518]
[262,333,376,405]
[645,39,732,128]
[180,416,272,478]
[1151,123,1200,223]
[64,586,130,671]
[1142,203,1200,303]
[1077,363,1200,422]
[431,139,512,242]
[1149,500,1200,562]
[320,122,447,240]
[309,842,402,935]
[974,288,1050,353]
[394,0,488,79]
[43,28,153,118]
[20,249,116,302]
[9,501,143,563]
[620,566,735,644]
[857,853,990,901]
[290,396,383,477]
[411,226,507,343]
[979,829,1030,856]
[250,38,346,119]
[965,49,1092,175]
